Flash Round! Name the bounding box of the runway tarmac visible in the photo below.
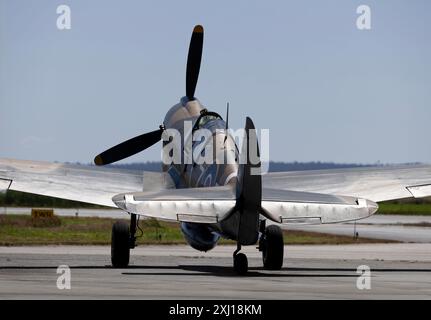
[282,214,431,243]
[1,244,430,299]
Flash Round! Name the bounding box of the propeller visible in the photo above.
[186,25,204,100]
[94,25,204,166]
[94,126,164,166]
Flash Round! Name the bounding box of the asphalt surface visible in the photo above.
[1,244,430,299]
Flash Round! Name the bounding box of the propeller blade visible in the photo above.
[94,128,163,166]
[186,25,204,100]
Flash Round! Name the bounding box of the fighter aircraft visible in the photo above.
[1,25,430,274]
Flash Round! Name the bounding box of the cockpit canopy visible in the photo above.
[193,109,224,131]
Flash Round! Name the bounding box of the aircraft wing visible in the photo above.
[113,186,378,224]
[2,158,430,225]
[0,158,173,208]
[263,164,431,203]
[113,186,237,223]
[260,188,378,224]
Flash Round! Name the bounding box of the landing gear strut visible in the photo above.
[111,213,138,268]
[259,223,284,270]
[233,244,248,275]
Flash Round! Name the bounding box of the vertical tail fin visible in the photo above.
[235,117,261,245]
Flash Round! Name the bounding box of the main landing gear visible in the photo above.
[111,214,138,268]
[233,222,284,275]
[259,224,284,270]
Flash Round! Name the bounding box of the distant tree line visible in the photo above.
[106,161,382,172]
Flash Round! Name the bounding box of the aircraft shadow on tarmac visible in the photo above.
[120,265,431,278]
[121,265,358,278]
[1,265,430,278]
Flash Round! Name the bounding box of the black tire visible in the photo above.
[262,225,284,270]
[111,221,130,268]
[233,253,248,275]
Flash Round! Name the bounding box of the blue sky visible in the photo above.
[1,0,430,164]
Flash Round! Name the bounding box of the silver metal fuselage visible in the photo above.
[162,97,240,251]
[162,97,239,189]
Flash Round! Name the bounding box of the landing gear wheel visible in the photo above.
[261,225,284,270]
[111,221,130,268]
[233,253,248,275]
